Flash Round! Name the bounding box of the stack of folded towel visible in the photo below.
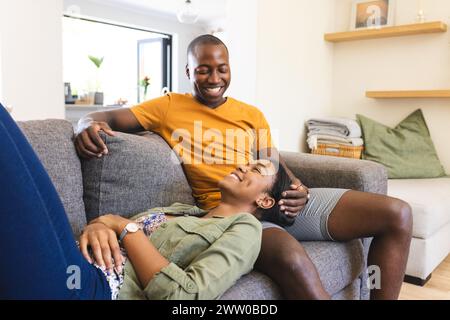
[306,117,364,150]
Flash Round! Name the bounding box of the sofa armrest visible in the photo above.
[280,152,388,195]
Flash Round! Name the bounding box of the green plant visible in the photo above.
[140,76,151,99]
[88,55,104,93]
[88,55,104,69]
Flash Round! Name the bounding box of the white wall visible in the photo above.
[256,0,336,152]
[218,0,258,104]
[63,0,204,95]
[332,0,450,173]
[0,0,64,120]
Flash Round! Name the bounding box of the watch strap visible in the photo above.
[119,227,128,242]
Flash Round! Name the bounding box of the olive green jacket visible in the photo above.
[118,207,262,300]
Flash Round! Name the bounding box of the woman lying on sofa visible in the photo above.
[0,104,294,300]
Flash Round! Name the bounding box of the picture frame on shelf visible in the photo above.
[350,0,396,30]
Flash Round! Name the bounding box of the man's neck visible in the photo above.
[193,94,227,109]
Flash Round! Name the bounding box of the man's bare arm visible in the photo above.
[75,109,144,159]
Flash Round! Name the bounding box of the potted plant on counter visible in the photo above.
[88,55,105,105]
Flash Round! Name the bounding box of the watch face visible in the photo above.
[127,223,139,233]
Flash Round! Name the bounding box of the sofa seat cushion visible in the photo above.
[303,240,365,295]
[221,239,365,299]
[388,178,450,239]
[18,120,86,237]
[220,271,282,300]
[82,132,195,222]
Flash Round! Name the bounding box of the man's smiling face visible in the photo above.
[186,43,231,108]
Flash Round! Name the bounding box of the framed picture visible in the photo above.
[350,0,396,30]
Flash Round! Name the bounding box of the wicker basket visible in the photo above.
[311,143,363,159]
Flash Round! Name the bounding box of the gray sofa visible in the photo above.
[18,119,388,300]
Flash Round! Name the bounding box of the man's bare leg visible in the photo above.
[327,191,413,300]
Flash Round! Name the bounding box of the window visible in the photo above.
[63,16,172,106]
[138,37,172,103]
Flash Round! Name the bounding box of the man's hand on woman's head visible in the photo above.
[74,119,115,159]
[279,178,310,218]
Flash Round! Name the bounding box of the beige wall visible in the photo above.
[221,0,258,104]
[0,0,64,120]
[256,0,336,152]
[332,0,450,173]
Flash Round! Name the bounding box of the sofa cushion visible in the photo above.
[221,239,365,299]
[18,120,86,237]
[82,132,195,222]
[388,178,450,239]
[220,271,282,300]
[303,240,365,295]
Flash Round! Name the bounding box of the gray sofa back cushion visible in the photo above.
[82,132,195,222]
[18,120,87,237]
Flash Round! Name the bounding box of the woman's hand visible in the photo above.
[92,214,131,236]
[79,215,130,274]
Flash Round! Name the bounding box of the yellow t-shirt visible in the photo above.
[130,93,273,210]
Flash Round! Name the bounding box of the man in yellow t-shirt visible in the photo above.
[74,35,413,300]
[129,93,274,210]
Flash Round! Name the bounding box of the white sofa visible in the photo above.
[388,177,450,285]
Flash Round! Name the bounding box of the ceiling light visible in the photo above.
[177,0,200,24]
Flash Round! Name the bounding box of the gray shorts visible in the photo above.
[261,188,350,241]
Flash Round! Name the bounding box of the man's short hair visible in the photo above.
[187,34,229,58]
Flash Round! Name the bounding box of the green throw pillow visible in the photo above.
[357,109,446,179]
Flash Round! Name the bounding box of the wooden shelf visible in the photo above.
[366,90,450,99]
[325,21,447,43]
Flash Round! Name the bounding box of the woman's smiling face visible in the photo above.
[218,160,278,210]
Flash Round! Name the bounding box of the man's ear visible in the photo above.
[257,194,275,210]
[186,64,191,80]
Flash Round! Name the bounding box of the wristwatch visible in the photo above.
[119,223,140,242]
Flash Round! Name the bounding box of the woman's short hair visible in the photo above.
[257,164,296,227]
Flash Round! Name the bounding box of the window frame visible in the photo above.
[137,37,172,102]
[63,14,173,104]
